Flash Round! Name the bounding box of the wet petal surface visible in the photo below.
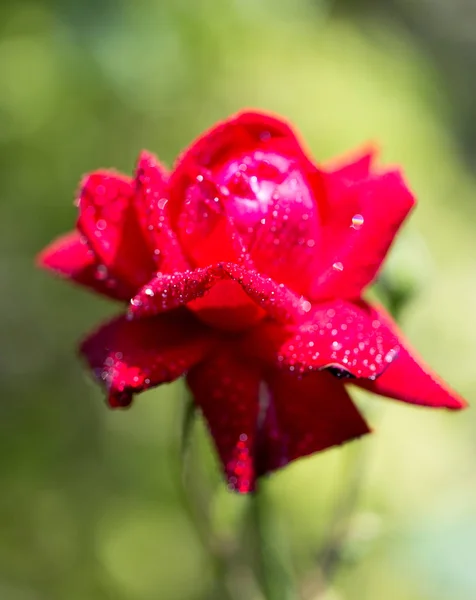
[36,231,135,301]
[311,169,415,299]
[77,170,156,290]
[260,370,370,474]
[350,304,467,409]
[244,300,400,379]
[80,309,215,408]
[129,263,313,329]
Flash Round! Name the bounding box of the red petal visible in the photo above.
[324,144,378,182]
[249,164,322,295]
[169,110,319,222]
[133,152,189,273]
[351,304,467,410]
[243,299,400,379]
[187,355,369,493]
[175,170,250,268]
[186,350,262,493]
[311,169,415,300]
[36,231,135,301]
[80,309,215,408]
[77,170,156,290]
[260,370,370,475]
[129,263,312,327]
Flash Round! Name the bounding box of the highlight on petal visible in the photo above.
[248,163,322,295]
[186,350,262,493]
[260,370,370,475]
[243,299,400,379]
[351,304,467,410]
[36,231,135,301]
[169,110,321,221]
[77,170,156,290]
[129,263,312,327]
[80,309,216,408]
[311,169,415,300]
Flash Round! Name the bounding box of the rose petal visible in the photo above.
[249,163,321,294]
[134,152,189,273]
[324,144,378,183]
[187,356,369,493]
[242,299,400,379]
[80,309,215,408]
[260,370,370,475]
[186,349,262,493]
[36,231,135,301]
[169,110,319,221]
[175,170,251,268]
[311,169,415,300]
[129,263,312,327]
[77,170,156,290]
[350,304,467,409]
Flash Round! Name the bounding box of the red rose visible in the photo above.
[37,111,466,493]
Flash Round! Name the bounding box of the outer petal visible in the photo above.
[311,169,415,300]
[133,152,189,273]
[260,370,370,474]
[36,231,135,301]
[242,299,400,379]
[187,355,369,493]
[77,170,156,290]
[129,263,312,327]
[324,144,378,183]
[186,350,262,493]
[80,309,216,408]
[351,304,467,409]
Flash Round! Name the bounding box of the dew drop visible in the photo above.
[351,214,364,229]
[144,288,154,297]
[332,262,344,272]
[301,300,312,313]
[385,348,399,363]
[95,265,108,281]
[331,341,342,350]
[96,219,107,231]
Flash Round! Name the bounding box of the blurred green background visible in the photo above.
[2,0,476,598]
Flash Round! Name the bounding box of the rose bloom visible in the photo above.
[37,111,466,493]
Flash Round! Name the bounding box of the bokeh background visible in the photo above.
[2,0,476,598]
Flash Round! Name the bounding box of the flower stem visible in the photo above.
[249,481,299,600]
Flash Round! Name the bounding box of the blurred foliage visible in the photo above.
[1,0,476,599]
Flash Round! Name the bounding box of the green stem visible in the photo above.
[249,481,299,600]
[176,390,238,600]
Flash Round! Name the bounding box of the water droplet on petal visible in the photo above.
[94,265,108,281]
[332,262,344,272]
[385,347,399,363]
[96,219,107,231]
[351,214,364,229]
